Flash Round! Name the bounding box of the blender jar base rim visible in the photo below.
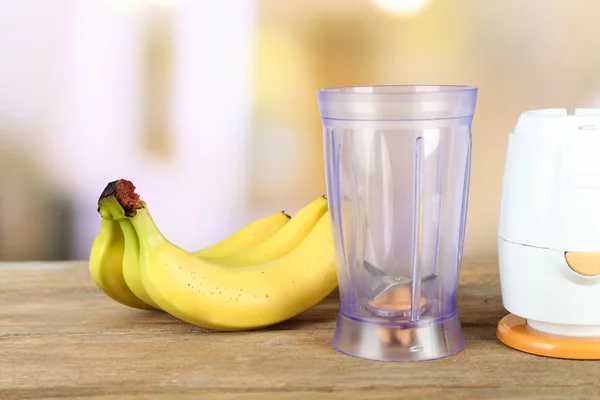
[332,311,465,362]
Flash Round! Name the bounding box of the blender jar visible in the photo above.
[318,85,478,361]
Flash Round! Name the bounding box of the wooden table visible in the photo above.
[1,259,599,400]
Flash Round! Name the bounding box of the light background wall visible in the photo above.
[1,0,600,261]
[249,0,600,259]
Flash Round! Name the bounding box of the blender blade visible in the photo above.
[364,261,436,317]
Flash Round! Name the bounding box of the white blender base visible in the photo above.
[527,319,600,337]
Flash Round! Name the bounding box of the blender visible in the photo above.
[317,85,478,361]
[497,108,600,359]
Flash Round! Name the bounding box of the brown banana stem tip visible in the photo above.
[98,179,145,217]
[282,210,291,219]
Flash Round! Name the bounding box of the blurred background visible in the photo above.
[1,0,600,261]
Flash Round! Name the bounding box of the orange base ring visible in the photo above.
[497,314,600,360]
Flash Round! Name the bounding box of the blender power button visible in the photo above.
[565,252,600,276]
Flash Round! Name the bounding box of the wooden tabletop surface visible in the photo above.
[1,259,599,400]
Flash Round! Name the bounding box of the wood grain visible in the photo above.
[0,259,599,400]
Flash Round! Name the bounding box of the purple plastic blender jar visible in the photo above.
[318,85,478,361]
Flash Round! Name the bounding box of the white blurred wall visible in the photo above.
[0,0,258,259]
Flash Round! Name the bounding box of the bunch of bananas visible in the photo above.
[89,179,338,331]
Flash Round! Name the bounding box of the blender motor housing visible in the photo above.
[497,108,600,359]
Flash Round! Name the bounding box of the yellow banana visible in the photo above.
[137,209,337,330]
[89,218,155,310]
[102,180,338,330]
[119,218,162,310]
[92,180,290,310]
[194,211,290,259]
[103,203,292,310]
[208,196,328,266]
[116,212,291,310]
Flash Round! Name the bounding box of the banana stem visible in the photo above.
[97,179,167,248]
[129,208,167,249]
[119,217,139,243]
[98,179,144,218]
[99,197,126,220]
